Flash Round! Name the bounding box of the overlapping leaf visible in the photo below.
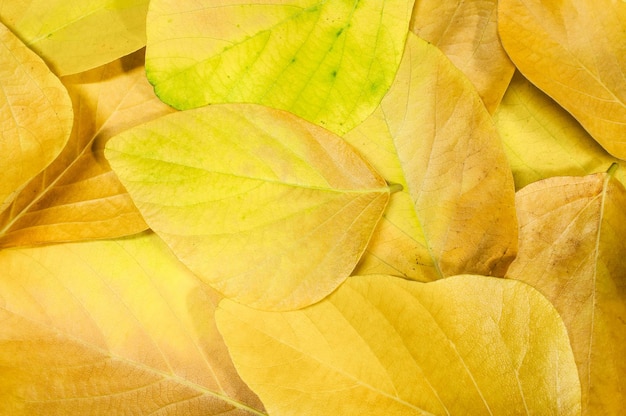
[0,22,72,215]
[410,0,514,113]
[494,72,626,189]
[0,0,149,75]
[145,0,414,135]
[106,103,391,310]
[0,50,174,248]
[345,33,517,280]
[506,169,626,415]
[216,274,581,416]
[0,232,266,415]
[499,0,626,158]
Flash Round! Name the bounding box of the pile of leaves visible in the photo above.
[1,0,625,414]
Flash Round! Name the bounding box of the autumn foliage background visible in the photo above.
[1,0,625,415]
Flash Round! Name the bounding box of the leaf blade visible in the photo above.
[216,274,581,415]
[0,50,175,248]
[0,232,266,415]
[106,103,390,310]
[0,22,73,214]
[0,0,149,75]
[345,33,517,279]
[145,0,414,135]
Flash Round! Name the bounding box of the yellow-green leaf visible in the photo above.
[0,0,149,75]
[345,33,517,280]
[0,22,72,215]
[105,103,390,311]
[498,0,626,159]
[410,0,514,113]
[506,169,626,415]
[0,232,266,415]
[216,274,581,415]
[0,50,174,248]
[145,0,414,135]
[494,72,626,190]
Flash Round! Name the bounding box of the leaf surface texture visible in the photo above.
[216,274,581,416]
[498,0,626,158]
[345,33,517,280]
[145,0,414,135]
[0,50,174,248]
[106,103,390,310]
[506,170,626,415]
[0,0,149,75]
[0,232,266,415]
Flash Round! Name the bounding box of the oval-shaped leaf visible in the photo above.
[106,104,390,311]
[0,22,73,215]
[145,0,414,135]
[0,50,175,248]
[494,72,626,190]
[410,0,514,113]
[216,274,581,415]
[498,0,626,158]
[0,0,149,75]
[506,169,626,415]
[0,232,265,415]
[345,33,517,280]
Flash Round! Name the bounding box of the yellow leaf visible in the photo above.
[494,72,626,190]
[0,0,149,75]
[345,33,517,280]
[498,0,626,158]
[216,274,581,415]
[506,168,626,415]
[410,0,515,113]
[0,232,266,416]
[0,22,72,215]
[145,0,414,135]
[0,50,174,248]
[106,103,390,311]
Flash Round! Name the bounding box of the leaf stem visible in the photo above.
[387,182,403,194]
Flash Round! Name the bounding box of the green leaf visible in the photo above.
[216,274,581,415]
[105,103,391,311]
[145,0,414,135]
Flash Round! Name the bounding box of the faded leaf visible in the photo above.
[506,169,626,415]
[216,274,581,416]
[0,232,266,415]
[0,22,72,214]
[494,72,626,190]
[106,103,390,311]
[410,0,514,113]
[345,33,517,280]
[498,0,626,158]
[0,49,174,248]
[0,0,149,75]
[145,0,414,135]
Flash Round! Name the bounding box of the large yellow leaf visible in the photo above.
[216,274,581,415]
[0,0,149,75]
[0,50,174,249]
[506,169,626,415]
[494,72,626,190]
[345,33,517,280]
[0,22,72,215]
[498,0,626,159]
[410,0,514,113]
[145,0,414,135]
[0,232,266,415]
[106,103,391,311]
